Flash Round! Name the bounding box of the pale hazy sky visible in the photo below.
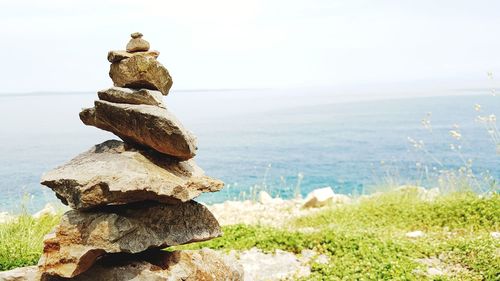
[0,0,499,93]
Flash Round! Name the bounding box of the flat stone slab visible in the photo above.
[41,140,222,210]
[0,249,243,281]
[107,50,159,63]
[38,202,222,278]
[98,87,165,107]
[109,54,173,95]
[80,100,197,160]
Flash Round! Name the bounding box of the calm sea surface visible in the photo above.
[0,89,498,213]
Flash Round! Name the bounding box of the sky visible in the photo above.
[0,0,499,93]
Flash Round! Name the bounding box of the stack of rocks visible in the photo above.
[23,33,243,280]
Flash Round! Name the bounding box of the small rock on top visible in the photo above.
[126,32,150,52]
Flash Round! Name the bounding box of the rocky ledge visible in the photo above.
[80,101,197,160]
[41,140,222,210]
[98,87,165,108]
[38,201,221,278]
[0,249,243,281]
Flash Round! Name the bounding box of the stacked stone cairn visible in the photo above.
[19,33,243,280]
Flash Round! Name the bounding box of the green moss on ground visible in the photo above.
[175,192,500,280]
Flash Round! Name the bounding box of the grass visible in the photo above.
[0,213,61,271]
[175,190,500,280]
[293,190,499,231]
[1,190,498,280]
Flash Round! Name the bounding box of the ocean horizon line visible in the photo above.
[0,88,270,98]
[0,88,494,106]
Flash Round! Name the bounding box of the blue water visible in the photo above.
[0,89,498,213]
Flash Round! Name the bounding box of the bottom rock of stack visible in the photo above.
[0,249,244,281]
[38,201,221,278]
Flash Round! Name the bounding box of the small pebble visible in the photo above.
[406,230,425,238]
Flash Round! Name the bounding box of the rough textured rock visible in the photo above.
[258,191,274,204]
[1,249,243,281]
[98,87,165,107]
[208,199,318,228]
[126,32,150,52]
[0,211,14,224]
[54,249,244,281]
[303,187,334,208]
[406,230,425,238]
[38,201,221,278]
[0,266,40,281]
[228,248,311,281]
[41,140,222,210]
[302,187,350,208]
[80,101,197,160]
[109,55,173,95]
[32,203,57,219]
[107,50,159,63]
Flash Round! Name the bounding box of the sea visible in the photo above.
[0,89,498,213]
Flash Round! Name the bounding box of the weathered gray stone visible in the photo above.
[38,202,221,278]
[97,87,165,107]
[41,140,222,210]
[55,249,243,281]
[126,32,150,52]
[107,50,159,63]
[0,266,40,281]
[302,187,351,208]
[109,55,173,95]
[1,249,243,281]
[80,101,197,160]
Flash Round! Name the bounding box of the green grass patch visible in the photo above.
[0,214,60,271]
[293,191,500,232]
[175,191,499,280]
[172,224,499,280]
[173,224,317,253]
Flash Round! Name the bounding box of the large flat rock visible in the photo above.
[55,249,243,281]
[98,87,165,107]
[80,100,197,160]
[38,202,222,278]
[41,140,222,210]
[107,50,159,63]
[109,55,173,95]
[0,249,243,281]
